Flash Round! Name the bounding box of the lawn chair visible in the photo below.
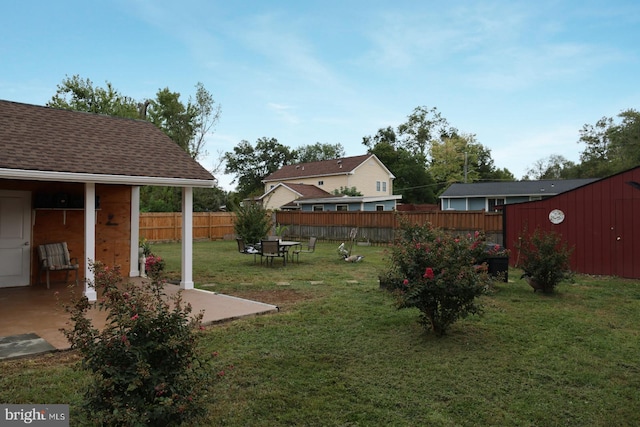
[260,239,286,266]
[237,238,260,262]
[37,242,79,289]
[293,236,317,263]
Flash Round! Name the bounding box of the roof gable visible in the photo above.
[259,182,331,200]
[0,100,214,185]
[263,154,375,182]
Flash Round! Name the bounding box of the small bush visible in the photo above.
[62,262,214,426]
[233,202,272,245]
[516,227,574,293]
[382,219,491,336]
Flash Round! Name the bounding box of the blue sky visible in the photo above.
[2,1,639,190]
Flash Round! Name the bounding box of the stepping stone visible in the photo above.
[0,333,56,360]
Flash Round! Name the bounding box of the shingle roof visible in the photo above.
[284,183,332,198]
[440,179,598,198]
[0,100,214,184]
[263,154,373,182]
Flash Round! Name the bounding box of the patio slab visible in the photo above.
[0,279,279,359]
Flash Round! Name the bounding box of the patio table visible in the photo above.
[278,240,301,262]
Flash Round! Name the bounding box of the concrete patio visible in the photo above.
[0,278,279,359]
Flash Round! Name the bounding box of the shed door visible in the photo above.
[614,198,640,279]
[0,190,32,287]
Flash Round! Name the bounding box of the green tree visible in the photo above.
[224,137,296,198]
[397,106,458,159]
[369,141,436,204]
[48,74,140,118]
[331,186,362,196]
[233,202,272,245]
[523,154,578,180]
[295,142,345,163]
[578,109,640,177]
[147,88,197,158]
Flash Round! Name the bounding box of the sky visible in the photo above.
[2,0,639,191]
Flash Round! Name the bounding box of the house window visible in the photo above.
[487,198,505,212]
[312,205,324,211]
[382,182,387,192]
[318,180,324,186]
[376,181,381,191]
[376,204,384,211]
[336,204,348,211]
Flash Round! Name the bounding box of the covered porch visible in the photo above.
[0,280,278,359]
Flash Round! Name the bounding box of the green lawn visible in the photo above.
[2,240,639,426]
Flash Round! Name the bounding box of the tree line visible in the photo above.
[48,75,639,208]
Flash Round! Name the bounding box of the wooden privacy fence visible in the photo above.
[275,211,504,244]
[140,211,503,244]
[140,212,236,242]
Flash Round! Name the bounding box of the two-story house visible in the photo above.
[260,154,401,211]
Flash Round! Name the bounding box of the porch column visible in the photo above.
[84,182,97,301]
[180,187,194,290]
[130,186,141,277]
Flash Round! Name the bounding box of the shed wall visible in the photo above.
[504,167,640,278]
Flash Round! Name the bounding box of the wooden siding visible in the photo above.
[504,167,640,279]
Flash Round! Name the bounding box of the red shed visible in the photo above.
[503,166,640,279]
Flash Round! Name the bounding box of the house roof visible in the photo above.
[294,194,402,205]
[0,100,215,187]
[258,182,332,201]
[263,154,389,182]
[440,179,598,198]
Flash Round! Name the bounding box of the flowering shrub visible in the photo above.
[382,219,491,335]
[516,227,574,293]
[62,261,215,426]
[484,243,510,257]
[145,254,165,280]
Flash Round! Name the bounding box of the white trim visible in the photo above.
[0,168,215,188]
[84,183,97,301]
[130,186,141,277]
[180,187,194,290]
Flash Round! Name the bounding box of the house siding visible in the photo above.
[262,186,299,211]
[349,157,393,196]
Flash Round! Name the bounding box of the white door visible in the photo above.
[0,190,32,287]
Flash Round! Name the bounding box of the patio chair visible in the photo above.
[293,236,317,263]
[37,242,79,289]
[237,238,260,262]
[260,239,286,266]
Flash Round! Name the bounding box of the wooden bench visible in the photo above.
[37,242,79,289]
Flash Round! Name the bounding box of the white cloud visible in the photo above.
[267,102,300,125]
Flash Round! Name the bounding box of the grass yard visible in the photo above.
[2,240,639,426]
